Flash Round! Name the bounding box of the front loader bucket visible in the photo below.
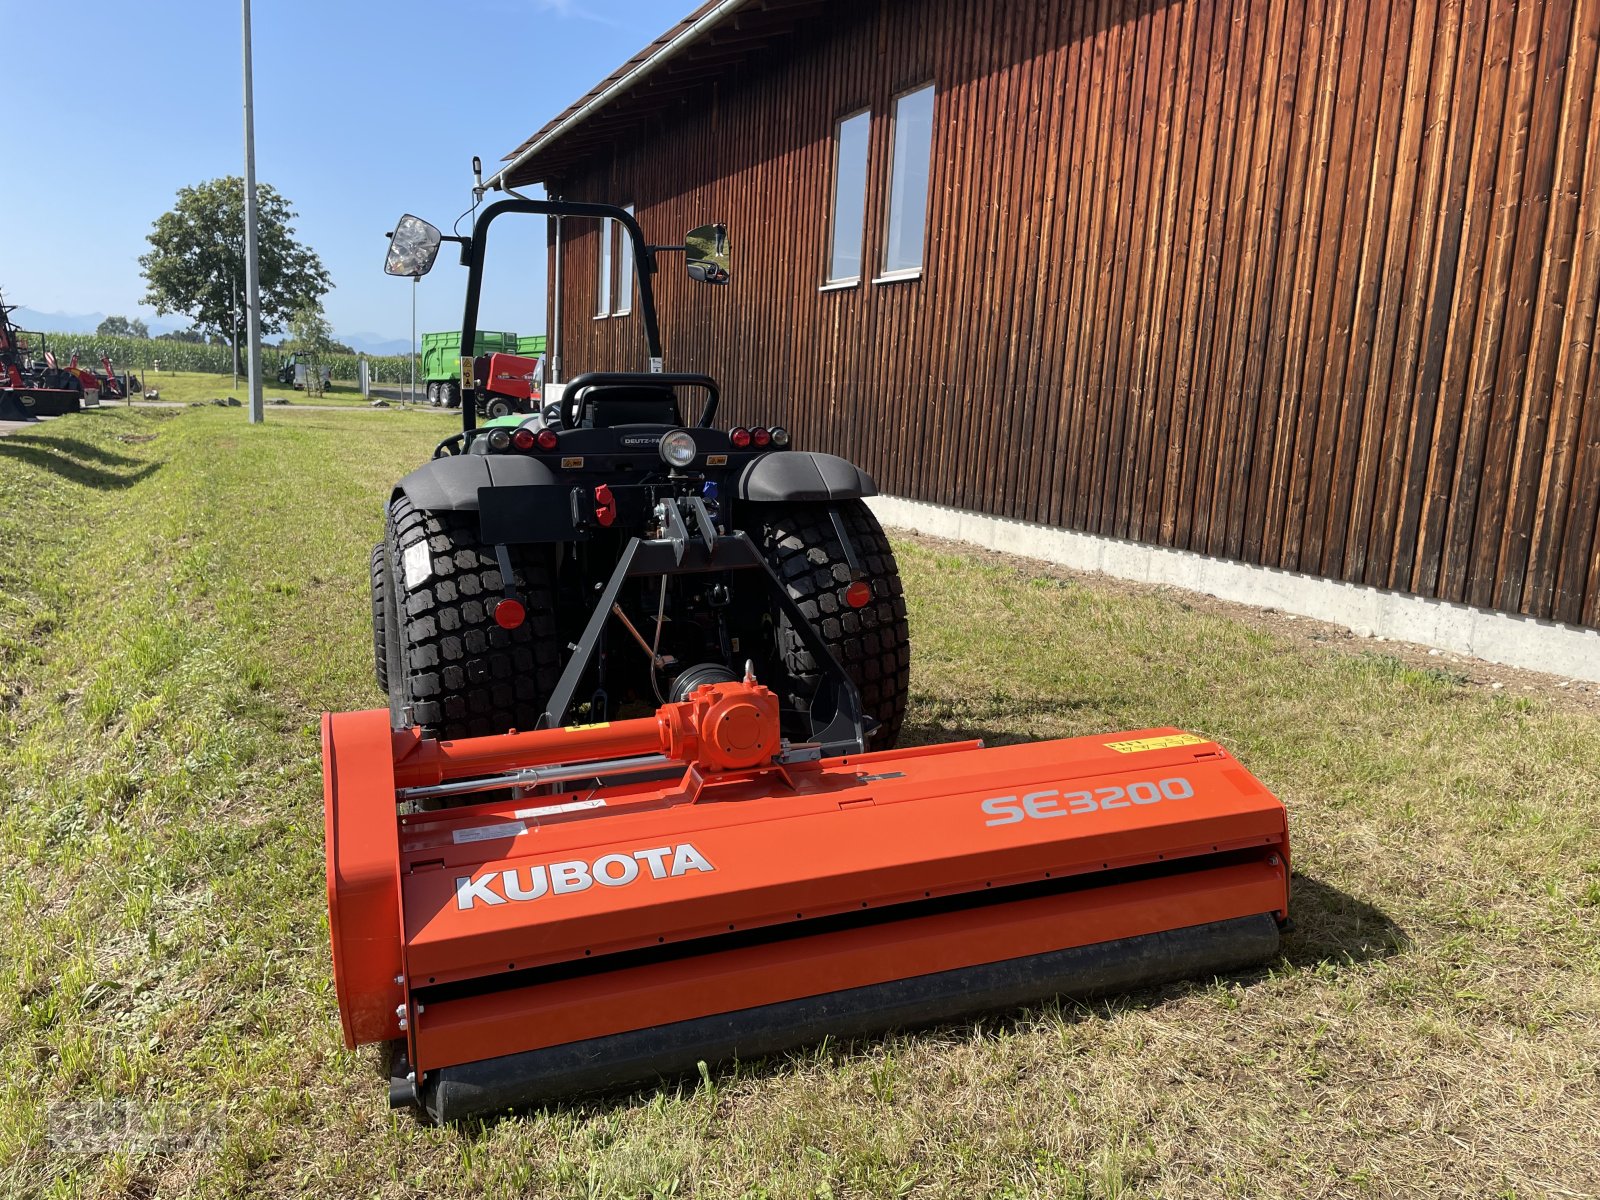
[324,682,1289,1122]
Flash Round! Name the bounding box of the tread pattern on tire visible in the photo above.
[756,500,911,748]
[370,541,390,694]
[386,495,561,739]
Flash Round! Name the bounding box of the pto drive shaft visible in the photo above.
[389,679,784,791]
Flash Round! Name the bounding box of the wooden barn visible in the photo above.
[493,0,1600,665]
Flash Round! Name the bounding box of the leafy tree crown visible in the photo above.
[139,177,331,341]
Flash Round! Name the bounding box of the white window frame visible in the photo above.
[825,108,871,288]
[614,205,634,315]
[595,217,612,318]
[878,82,935,282]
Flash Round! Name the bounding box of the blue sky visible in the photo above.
[3,0,668,344]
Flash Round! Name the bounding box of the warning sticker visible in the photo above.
[1104,733,1208,754]
[514,798,608,820]
[402,540,431,591]
[451,820,528,844]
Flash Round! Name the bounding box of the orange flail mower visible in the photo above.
[330,199,1289,1121]
[325,674,1288,1122]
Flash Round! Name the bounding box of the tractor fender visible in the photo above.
[738,451,877,503]
[393,454,560,512]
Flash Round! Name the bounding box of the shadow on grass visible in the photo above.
[1281,871,1408,966]
[0,440,161,490]
[898,699,1105,748]
[8,432,142,467]
[427,871,1403,1130]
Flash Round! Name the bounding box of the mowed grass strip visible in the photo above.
[1,407,1597,1200]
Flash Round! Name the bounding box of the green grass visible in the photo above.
[1,407,1598,1199]
[125,370,446,409]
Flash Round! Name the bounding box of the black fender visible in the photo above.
[392,454,561,512]
[737,451,877,503]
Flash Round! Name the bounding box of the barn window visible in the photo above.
[881,84,935,278]
[615,205,634,315]
[827,109,871,284]
[595,217,612,317]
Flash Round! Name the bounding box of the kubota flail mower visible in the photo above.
[326,670,1288,1123]
[323,200,1289,1123]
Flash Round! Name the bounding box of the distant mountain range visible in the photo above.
[7,306,410,355]
[9,306,186,337]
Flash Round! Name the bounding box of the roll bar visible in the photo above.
[458,199,664,436]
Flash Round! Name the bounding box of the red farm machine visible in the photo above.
[1,294,84,419]
[321,202,1291,1122]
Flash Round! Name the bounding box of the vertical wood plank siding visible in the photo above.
[545,0,1600,629]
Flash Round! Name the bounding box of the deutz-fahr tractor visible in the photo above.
[369,201,911,754]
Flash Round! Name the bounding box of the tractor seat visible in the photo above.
[577,384,681,429]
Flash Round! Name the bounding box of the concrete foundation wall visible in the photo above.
[868,495,1600,684]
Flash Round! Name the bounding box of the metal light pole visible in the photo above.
[242,0,264,423]
[410,275,418,406]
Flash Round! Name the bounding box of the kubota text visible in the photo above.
[456,843,715,909]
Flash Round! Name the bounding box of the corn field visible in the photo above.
[33,331,416,384]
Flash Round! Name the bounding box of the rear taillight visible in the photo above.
[493,598,526,629]
[845,580,872,609]
[752,427,772,448]
[770,426,790,447]
[536,428,559,451]
[594,484,617,527]
[730,427,752,449]
[512,428,536,451]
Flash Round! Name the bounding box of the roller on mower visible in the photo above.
[323,200,1290,1122]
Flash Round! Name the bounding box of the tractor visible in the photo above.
[369,201,911,752]
[322,201,1290,1121]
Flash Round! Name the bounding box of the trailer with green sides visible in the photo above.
[419,329,519,408]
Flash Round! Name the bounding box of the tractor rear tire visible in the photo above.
[755,500,910,749]
[371,541,395,694]
[384,495,562,739]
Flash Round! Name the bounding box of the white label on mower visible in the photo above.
[452,820,528,844]
[513,797,607,819]
[402,540,431,591]
[454,842,714,909]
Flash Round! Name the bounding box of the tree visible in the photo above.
[157,327,207,343]
[139,177,331,345]
[97,315,150,338]
[285,302,335,363]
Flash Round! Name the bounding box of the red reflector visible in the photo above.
[752,427,772,448]
[594,484,617,527]
[730,427,752,449]
[845,580,872,609]
[512,428,536,451]
[493,598,526,630]
[536,428,559,451]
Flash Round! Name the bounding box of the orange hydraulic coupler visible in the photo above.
[324,681,1289,1122]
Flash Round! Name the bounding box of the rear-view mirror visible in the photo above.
[386,214,442,277]
[685,223,730,285]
